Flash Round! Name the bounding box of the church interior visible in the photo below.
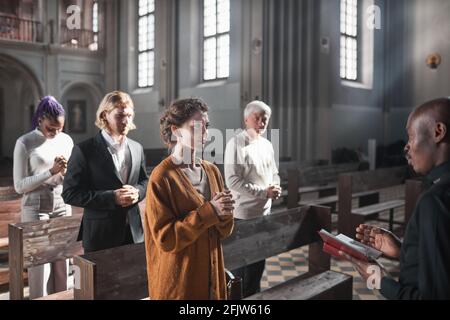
[0,0,449,301]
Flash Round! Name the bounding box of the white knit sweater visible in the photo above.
[13,129,73,194]
[224,130,280,219]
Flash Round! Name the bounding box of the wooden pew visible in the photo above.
[1,205,83,293]
[0,198,22,289]
[71,242,239,300]
[337,166,413,237]
[276,159,329,184]
[0,198,21,289]
[73,243,239,300]
[8,215,83,300]
[0,199,22,248]
[74,242,147,300]
[0,253,8,292]
[0,183,22,289]
[72,206,352,300]
[245,271,351,300]
[298,189,379,212]
[285,162,365,209]
[223,206,352,300]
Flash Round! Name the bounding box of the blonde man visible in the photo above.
[63,91,148,252]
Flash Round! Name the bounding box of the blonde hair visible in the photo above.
[95,91,136,130]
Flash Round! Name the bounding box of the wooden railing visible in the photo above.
[0,15,43,43]
[60,25,102,51]
[0,15,103,51]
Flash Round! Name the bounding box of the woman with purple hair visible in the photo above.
[13,96,74,299]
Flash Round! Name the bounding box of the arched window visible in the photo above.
[90,0,99,51]
[202,0,230,81]
[138,0,155,88]
[340,0,359,81]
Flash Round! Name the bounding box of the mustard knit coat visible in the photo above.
[144,156,234,300]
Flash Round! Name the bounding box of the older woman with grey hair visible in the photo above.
[224,100,281,297]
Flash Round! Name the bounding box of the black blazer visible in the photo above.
[62,131,148,252]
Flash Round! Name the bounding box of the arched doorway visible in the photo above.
[0,54,43,160]
[60,82,103,144]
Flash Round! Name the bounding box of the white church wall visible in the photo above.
[326,0,386,154]
[118,0,243,150]
[0,52,44,157]
[0,49,46,89]
[177,0,242,145]
[0,47,105,157]
[60,85,99,144]
[116,0,163,149]
[330,104,384,151]
[387,0,450,144]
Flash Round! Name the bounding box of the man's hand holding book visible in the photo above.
[355,224,402,259]
[319,225,402,285]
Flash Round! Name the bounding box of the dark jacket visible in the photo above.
[62,131,148,252]
[381,161,450,299]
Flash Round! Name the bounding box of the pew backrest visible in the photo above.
[297,162,363,186]
[222,205,331,274]
[337,166,412,236]
[74,242,147,300]
[286,162,364,208]
[339,166,410,194]
[73,205,332,300]
[8,215,82,300]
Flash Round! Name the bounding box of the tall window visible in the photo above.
[90,1,99,51]
[138,0,155,88]
[203,0,230,81]
[340,0,358,81]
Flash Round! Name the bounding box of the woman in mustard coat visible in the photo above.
[144,98,234,300]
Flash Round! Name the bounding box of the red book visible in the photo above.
[318,229,382,262]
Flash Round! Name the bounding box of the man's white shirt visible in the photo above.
[101,130,131,184]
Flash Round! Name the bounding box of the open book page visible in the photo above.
[335,234,383,260]
[319,229,382,262]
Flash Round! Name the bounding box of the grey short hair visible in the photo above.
[244,100,272,119]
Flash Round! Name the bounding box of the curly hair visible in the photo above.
[160,98,209,149]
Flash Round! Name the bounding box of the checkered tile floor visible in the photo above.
[261,185,404,300]
[261,246,400,300]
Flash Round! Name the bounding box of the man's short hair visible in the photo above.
[244,100,272,119]
[95,91,136,130]
[411,97,450,142]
